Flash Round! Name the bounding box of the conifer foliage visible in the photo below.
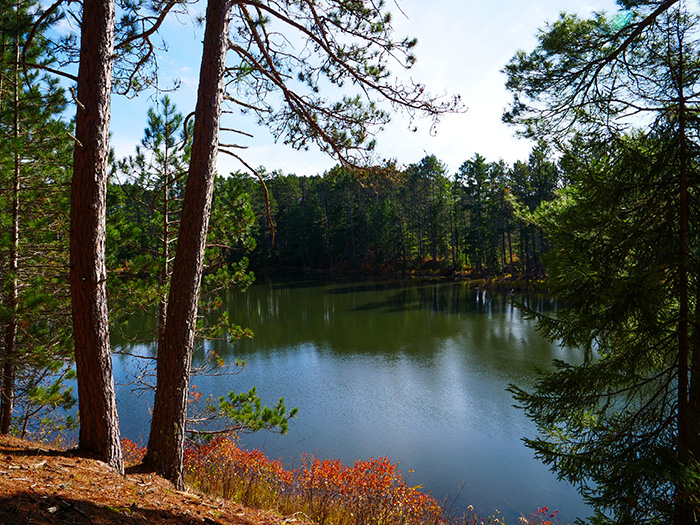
[0,0,75,439]
[504,2,700,522]
[218,154,558,279]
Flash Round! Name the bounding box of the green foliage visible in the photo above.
[0,0,75,437]
[239,151,557,281]
[509,135,696,522]
[504,3,700,521]
[197,387,298,437]
[455,153,498,274]
[23,374,78,437]
[108,95,189,293]
[108,96,256,336]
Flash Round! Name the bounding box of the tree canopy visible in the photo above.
[504,2,700,522]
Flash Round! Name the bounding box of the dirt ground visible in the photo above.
[0,435,312,525]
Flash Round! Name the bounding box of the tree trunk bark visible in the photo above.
[507,225,514,277]
[157,123,172,345]
[144,0,232,489]
[347,194,356,261]
[1,22,20,434]
[70,0,122,472]
[673,25,697,523]
[675,64,694,525]
[450,202,456,270]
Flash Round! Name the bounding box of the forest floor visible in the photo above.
[0,435,313,525]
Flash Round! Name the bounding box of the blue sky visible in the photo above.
[108,0,621,177]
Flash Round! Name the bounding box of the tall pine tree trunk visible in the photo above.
[157,132,171,345]
[675,39,695,524]
[451,218,456,269]
[507,227,514,277]
[1,21,20,434]
[70,0,122,472]
[690,282,700,469]
[347,196,356,261]
[144,0,231,489]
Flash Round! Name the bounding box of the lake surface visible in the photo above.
[113,278,589,522]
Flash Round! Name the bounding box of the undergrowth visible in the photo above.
[121,435,564,525]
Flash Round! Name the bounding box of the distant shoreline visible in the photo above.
[251,264,548,293]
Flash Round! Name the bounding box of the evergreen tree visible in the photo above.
[507,142,559,280]
[504,3,700,522]
[489,160,516,277]
[110,95,190,342]
[455,154,491,275]
[108,99,257,387]
[0,0,75,438]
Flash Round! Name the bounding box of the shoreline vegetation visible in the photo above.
[253,265,548,294]
[0,434,565,525]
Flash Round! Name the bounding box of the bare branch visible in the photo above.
[115,0,179,51]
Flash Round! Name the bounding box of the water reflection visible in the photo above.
[113,278,587,523]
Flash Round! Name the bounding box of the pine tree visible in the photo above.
[145,0,461,488]
[110,95,190,342]
[108,96,255,365]
[0,0,75,438]
[504,3,700,522]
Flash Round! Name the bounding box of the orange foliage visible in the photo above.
[295,454,443,524]
[184,434,290,508]
[122,436,560,525]
[121,438,146,466]
[181,434,443,524]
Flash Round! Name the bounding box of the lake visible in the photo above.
[112,277,589,523]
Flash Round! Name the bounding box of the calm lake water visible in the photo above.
[113,278,589,522]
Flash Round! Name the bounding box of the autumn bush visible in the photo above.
[292,454,444,525]
[121,436,563,525]
[177,434,444,524]
[183,434,291,510]
[122,438,146,466]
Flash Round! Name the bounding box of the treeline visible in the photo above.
[104,98,562,283]
[234,143,559,280]
[108,144,561,281]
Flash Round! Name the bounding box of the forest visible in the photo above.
[1,0,700,523]
[216,146,556,280]
[108,99,560,284]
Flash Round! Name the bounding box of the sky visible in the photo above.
[108,0,622,177]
